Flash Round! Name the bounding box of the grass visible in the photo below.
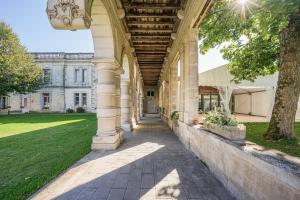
[0,113,97,200]
[246,122,300,158]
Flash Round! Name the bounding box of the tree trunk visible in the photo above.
[265,11,300,140]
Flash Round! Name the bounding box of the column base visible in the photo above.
[91,132,123,150]
[121,123,132,132]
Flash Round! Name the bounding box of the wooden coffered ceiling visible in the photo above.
[120,0,187,86]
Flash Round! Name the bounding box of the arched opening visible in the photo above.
[90,0,115,59]
[120,53,132,131]
[90,0,123,150]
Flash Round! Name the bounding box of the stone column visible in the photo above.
[183,29,199,124]
[121,79,132,131]
[139,94,144,118]
[92,59,123,150]
[115,68,123,139]
[179,51,185,122]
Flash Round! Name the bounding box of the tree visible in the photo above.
[199,0,300,140]
[0,21,42,96]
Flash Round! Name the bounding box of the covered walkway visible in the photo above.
[30,117,234,200]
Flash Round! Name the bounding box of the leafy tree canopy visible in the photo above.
[199,0,299,82]
[0,21,42,96]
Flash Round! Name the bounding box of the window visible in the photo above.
[82,69,87,83]
[43,93,50,107]
[199,94,221,113]
[1,96,8,109]
[24,98,28,108]
[74,93,80,106]
[147,91,155,97]
[82,93,87,106]
[43,69,51,84]
[75,69,80,83]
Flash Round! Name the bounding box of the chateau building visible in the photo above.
[0,52,96,113]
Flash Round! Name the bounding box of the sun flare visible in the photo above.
[230,0,257,19]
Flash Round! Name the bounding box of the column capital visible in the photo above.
[92,58,121,70]
[186,28,199,42]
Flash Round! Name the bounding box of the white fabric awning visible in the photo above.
[198,65,278,89]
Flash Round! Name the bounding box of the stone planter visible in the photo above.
[203,122,246,141]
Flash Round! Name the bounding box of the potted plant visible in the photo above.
[171,111,179,127]
[202,108,246,141]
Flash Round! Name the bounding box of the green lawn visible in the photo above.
[0,113,97,200]
[246,123,300,158]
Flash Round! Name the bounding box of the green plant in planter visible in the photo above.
[203,108,238,127]
[171,111,179,126]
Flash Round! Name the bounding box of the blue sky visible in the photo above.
[0,0,227,72]
[0,0,93,53]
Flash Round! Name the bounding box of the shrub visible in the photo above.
[203,108,238,126]
[66,108,74,113]
[171,111,179,121]
[76,107,85,113]
[171,111,179,126]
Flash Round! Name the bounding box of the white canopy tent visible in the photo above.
[198,65,278,119]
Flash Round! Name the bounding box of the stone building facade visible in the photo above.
[0,52,96,113]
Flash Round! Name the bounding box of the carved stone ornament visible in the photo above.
[46,0,92,30]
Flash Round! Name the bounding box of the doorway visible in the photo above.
[146,90,157,113]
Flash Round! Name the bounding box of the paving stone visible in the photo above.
[124,189,141,200]
[30,117,235,200]
[90,188,110,199]
[74,188,96,200]
[141,174,155,188]
[127,180,141,189]
[107,189,126,200]
[140,189,156,200]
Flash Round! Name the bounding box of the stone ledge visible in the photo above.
[173,121,300,200]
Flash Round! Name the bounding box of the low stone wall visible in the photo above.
[173,121,300,200]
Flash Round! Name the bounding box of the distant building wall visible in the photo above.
[0,52,96,114]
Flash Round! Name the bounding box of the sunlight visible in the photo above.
[230,0,258,19]
[141,169,182,199]
[0,119,85,138]
[44,142,165,199]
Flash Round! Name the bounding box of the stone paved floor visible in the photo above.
[30,117,235,200]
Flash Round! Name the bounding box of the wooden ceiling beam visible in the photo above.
[126,14,177,18]
[134,44,168,47]
[128,21,175,26]
[139,61,163,66]
[135,50,166,53]
[130,29,173,33]
[133,40,169,43]
[136,54,165,57]
[132,35,170,37]
[141,68,161,70]
[140,65,162,67]
[138,57,165,59]
[138,57,164,59]
[142,74,160,76]
[139,66,162,68]
[140,69,162,71]
[135,47,167,50]
[143,79,160,81]
[123,4,180,10]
